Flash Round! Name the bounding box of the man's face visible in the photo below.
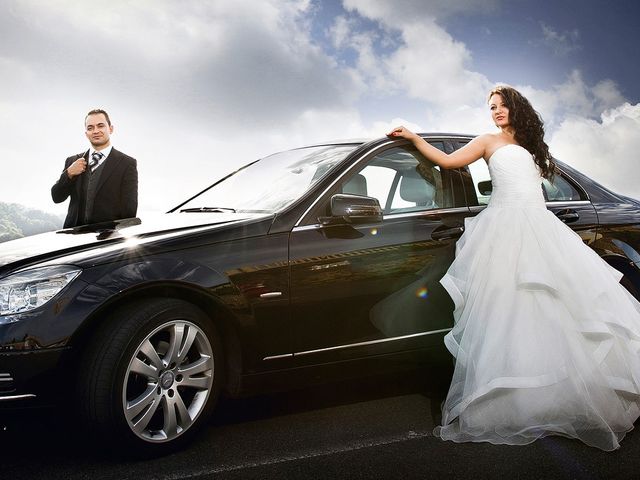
[85,113,113,148]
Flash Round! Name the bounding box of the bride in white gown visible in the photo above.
[388,85,640,451]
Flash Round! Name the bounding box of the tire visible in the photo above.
[621,274,640,301]
[77,298,223,457]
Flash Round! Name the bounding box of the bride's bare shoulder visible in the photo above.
[482,133,512,160]
[464,134,498,161]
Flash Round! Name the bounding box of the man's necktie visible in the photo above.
[88,152,104,172]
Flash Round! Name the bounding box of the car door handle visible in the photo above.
[431,226,464,241]
[556,209,579,223]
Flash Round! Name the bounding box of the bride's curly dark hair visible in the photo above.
[488,85,557,179]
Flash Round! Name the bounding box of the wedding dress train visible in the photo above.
[434,144,640,451]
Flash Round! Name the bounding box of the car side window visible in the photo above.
[462,148,583,205]
[454,140,492,206]
[542,176,582,201]
[339,143,453,214]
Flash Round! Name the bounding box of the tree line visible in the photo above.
[0,202,64,243]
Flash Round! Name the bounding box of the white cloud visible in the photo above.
[383,21,492,107]
[549,103,640,199]
[539,22,580,57]
[337,0,630,142]
[328,15,354,49]
[11,0,312,62]
[322,1,502,135]
[516,70,627,129]
[367,117,424,138]
[262,107,371,147]
[422,104,494,135]
[328,5,493,110]
[342,0,501,26]
[0,0,358,127]
[553,70,625,118]
[592,79,627,111]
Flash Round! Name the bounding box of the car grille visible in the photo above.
[0,373,15,394]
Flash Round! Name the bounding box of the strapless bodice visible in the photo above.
[487,144,545,208]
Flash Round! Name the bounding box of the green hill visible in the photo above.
[0,203,64,243]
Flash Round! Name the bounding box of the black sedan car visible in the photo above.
[1,134,639,455]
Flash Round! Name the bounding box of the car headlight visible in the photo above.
[0,265,82,316]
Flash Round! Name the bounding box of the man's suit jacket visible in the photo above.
[51,148,138,228]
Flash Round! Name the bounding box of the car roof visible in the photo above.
[304,133,476,149]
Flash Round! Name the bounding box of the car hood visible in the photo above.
[0,212,270,271]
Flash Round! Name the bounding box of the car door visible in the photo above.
[540,172,598,244]
[288,141,468,366]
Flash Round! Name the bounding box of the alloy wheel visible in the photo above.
[122,320,214,443]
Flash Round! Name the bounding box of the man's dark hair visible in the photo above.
[85,108,111,127]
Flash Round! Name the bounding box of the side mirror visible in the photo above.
[478,180,493,195]
[320,194,383,225]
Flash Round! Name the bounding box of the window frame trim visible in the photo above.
[454,145,592,207]
[291,205,471,233]
[543,168,591,203]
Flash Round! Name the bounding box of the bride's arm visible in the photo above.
[387,127,488,169]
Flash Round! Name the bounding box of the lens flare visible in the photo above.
[370,228,378,235]
[416,286,428,298]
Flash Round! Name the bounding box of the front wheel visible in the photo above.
[78,298,223,456]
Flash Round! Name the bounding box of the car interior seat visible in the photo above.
[398,175,436,211]
[342,173,368,197]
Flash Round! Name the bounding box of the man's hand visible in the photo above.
[66,157,87,179]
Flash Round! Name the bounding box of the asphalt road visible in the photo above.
[2,367,639,480]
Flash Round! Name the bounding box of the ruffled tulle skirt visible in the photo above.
[434,204,640,451]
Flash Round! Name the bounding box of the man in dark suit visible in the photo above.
[51,109,138,228]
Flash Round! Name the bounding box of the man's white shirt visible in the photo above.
[90,145,113,171]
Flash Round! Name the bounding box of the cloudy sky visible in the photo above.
[1,0,639,220]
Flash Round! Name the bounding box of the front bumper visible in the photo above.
[0,347,69,406]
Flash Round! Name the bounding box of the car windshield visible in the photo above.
[177,144,358,213]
